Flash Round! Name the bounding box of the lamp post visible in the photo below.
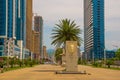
[7,39,10,68]
[92,51,94,63]
[91,48,94,63]
[104,48,106,65]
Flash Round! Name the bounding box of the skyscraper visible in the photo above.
[32,31,40,60]
[0,0,16,39]
[26,0,33,51]
[16,0,26,46]
[43,46,48,59]
[84,0,105,60]
[0,0,17,56]
[34,15,43,59]
[0,0,27,57]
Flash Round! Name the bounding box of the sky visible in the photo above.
[33,0,120,50]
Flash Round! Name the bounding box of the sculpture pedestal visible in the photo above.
[65,41,78,72]
[56,41,88,74]
[56,71,87,74]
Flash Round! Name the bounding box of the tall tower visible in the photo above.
[43,46,48,59]
[34,15,43,59]
[26,0,33,51]
[84,0,105,60]
[32,31,40,60]
[16,0,26,46]
[0,0,17,56]
[0,0,8,39]
[0,0,16,39]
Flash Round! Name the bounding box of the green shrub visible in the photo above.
[0,61,4,68]
[24,59,29,66]
[29,61,33,67]
[92,61,102,67]
[9,58,15,68]
[18,60,23,67]
[106,60,113,68]
[78,58,81,64]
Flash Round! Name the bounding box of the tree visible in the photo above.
[115,48,120,60]
[51,19,82,47]
[9,57,15,68]
[54,48,63,63]
[0,61,4,73]
[18,60,23,67]
[106,59,114,68]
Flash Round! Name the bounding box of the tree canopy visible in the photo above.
[54,48,63,62]
[51,18,82,47]
[115,48,120,60]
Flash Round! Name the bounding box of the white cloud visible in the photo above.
[105,0,120,17]
[33,0,120,49]
[105,0,120,31]
[105,40,120,50]
[33,0,84,49]
[105,0,120,49]
[33,0,83,26]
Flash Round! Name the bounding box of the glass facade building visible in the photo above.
[84,0,105,60]
[0,0,16,39]
[0,0,26,56]
[0,0,16,56]
[16,0,26,46]
[0,0,7,38]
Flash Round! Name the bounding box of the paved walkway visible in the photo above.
[0,64,120,80]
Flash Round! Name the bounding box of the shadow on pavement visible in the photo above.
[32,70,62,72]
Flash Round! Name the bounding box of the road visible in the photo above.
[0,64,120,80]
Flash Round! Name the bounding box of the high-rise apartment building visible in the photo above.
[32,31,40,60]
[43,46,48,59]
[0,0,27,57]
[26,0,33,51]
[34,16,43,59]
[84,0,105,60]
[0,0,16,39]
[0,0,17,56]
[16,0,26,46]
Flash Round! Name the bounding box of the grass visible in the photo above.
[2,66,28,73]
[79,64,120,70]
[1,64,39,73]
[103,66,120,70]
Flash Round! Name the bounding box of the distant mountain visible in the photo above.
[47,49,55,56]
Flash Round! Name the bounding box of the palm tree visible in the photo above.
[51,18,82,47]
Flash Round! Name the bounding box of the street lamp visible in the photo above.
[104,48,106,64]
[92,50,94,63]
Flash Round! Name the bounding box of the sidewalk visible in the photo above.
[0,64,120,80]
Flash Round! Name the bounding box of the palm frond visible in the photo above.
[51,18,82,47]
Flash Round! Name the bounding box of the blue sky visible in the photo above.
[33,0,120,50]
